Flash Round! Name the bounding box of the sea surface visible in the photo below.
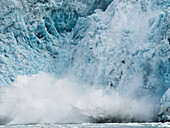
[0,123,170,128]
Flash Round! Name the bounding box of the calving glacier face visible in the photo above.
[0,0,113,86]
[0,0,169,124]
[70,0,169,121]
[71,0,170,98]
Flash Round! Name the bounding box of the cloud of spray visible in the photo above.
[0,72,158,124]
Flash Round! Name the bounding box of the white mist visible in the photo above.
[0,72,157,124]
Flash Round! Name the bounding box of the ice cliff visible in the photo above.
[0,0,169,123]
[0,0,113,85]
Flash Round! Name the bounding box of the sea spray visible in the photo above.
[0,72,158,124]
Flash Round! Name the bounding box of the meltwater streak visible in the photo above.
[0,72,157,124]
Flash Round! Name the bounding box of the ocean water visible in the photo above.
[0,123,170,128]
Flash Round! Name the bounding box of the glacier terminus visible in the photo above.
[0,0,169,125]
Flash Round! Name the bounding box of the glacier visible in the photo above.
[0,0,169,124]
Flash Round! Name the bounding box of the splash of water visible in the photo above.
[0,72,158,124]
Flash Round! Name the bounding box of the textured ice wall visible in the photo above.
[159,88,170,121]
[69,0,170,121]
[0,0,113,86]
[70,0,170,99]
[0,0,169,122]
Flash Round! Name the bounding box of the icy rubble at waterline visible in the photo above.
[0,0,169,123]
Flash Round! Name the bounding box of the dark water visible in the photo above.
[0,123,169,128]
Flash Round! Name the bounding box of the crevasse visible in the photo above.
[0,0,169,123]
